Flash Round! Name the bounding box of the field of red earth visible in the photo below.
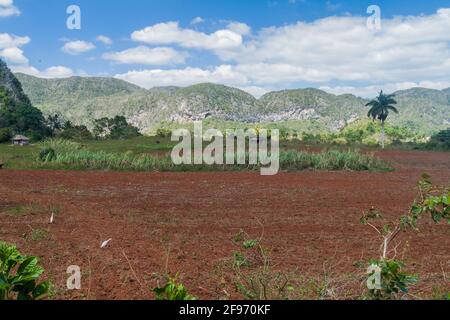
[0,150,449,300]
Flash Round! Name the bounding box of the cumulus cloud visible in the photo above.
[0,33,29,50]
[190,16,205,25]
[321,80,450,98]
[0,33,30,64]
[103,46,187,65]
[12,65,75,78]
[131,21,243,50]
[96,35,113,46]
[226,22,251,36]
[114,65,248,89]
[0,47,28,64]
[0,0,20,17]
[62,40,96,55]
[118,9,450,95]
[221,8,450,87]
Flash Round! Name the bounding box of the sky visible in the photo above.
[1,0,450,98]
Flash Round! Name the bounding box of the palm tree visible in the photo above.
[366,91,399,149]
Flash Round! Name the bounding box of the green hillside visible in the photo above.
[14,73,450,135]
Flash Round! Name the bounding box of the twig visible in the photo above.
[121,248,146,295]
[86,252,92,300]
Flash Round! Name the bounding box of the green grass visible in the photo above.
[30,139,390,172]
[29,228,49,241]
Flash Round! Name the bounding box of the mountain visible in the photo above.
[1,62,33,106]
[15,73,143,111]
[259,88,366,130]
[391,87,450,132]
[14,73,450,135]
[0,61,48,139]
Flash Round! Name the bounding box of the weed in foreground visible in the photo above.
[0,241,51,300]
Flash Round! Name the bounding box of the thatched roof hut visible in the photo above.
[12,135,30,146]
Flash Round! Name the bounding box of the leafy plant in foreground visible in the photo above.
[361,174,449,299]
[0,241,51,300]
[152,275,197,300]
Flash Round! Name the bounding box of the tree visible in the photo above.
[366,91,399,148]
[46,114,63,132]
[93,116,140,140]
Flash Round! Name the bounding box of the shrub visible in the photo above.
[38,148,56,162]
[229,230,294,300]
[366,259,417,300]
[156,128,172,138]
[39,139,83,153]
[426,129,450,150]
[0,241,51,300]
[0,127,12,143]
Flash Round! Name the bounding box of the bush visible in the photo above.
[426,129,450,150]
[0,127,12,143]
[57,125,93,141]
[0,241,51,300]
[38,148,56,162]
[156,128,172,138]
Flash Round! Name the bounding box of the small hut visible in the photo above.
[12,135,30,146]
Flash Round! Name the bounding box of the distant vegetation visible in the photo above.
[1,58,448,151]
[15,72,450,136]
[93,116,141,140]
[425,129,450,151]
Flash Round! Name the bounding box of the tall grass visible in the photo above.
[279,150,389,171]
[37,139,390,172]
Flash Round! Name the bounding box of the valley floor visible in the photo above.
[0,150,449,299]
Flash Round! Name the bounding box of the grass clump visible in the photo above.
[29,228,49,242]
[279,149,390,171]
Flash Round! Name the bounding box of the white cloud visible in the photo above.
[190,17,205,25]
[131,21,243,50]
[12,65,75,78]
[0,0,20,17]
[226,22,251,36]
[96,35,113,46]
[0,31,74,80]
[321,81,450,98]
[219,8,450,87]
[0,33,29,49]
[124,9,450,93]
[62,40,96,55]
[103,46,187,65]
[0,47,28,64]
[237,86,269,98]
[0,33,30,64]
[114,65,248,89]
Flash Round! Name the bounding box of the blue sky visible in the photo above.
[1,0,450,97]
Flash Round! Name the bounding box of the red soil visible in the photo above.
[0,150,449,300]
